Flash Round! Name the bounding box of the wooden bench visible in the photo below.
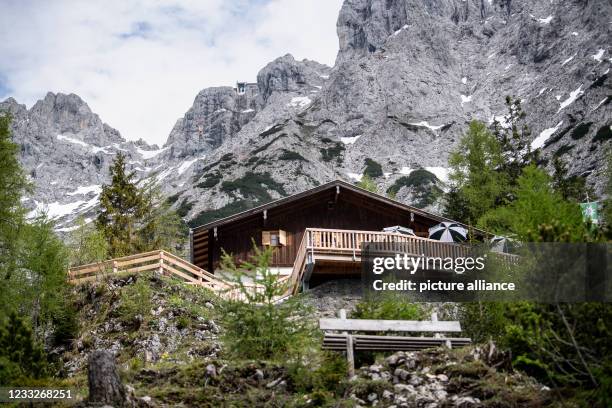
[320,309,471,375]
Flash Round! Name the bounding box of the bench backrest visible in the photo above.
[319,310,462,333]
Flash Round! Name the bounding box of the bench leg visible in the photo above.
[346,334,355,377]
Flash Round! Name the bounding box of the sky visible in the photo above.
[0,0,343,146]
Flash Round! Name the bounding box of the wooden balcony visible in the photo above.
[287,228,516,293]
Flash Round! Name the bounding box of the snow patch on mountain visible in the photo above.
[57,134,110,154]
[408,121,444,131]
[67,185,102,196]
[532,121,564,150]
[340,135,361,145]
[287,97,312,108]
[558,85,583,112]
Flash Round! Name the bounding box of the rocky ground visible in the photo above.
[55,274,222,397]
[350,345,551,407]
[302,279,364,318]
[48,274,556,407]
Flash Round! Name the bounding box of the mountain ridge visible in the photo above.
[1,0,611,230]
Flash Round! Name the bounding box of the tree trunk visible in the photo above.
[87,350,127,406]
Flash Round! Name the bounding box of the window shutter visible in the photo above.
[262,231,271,246]
[278,229,287,246]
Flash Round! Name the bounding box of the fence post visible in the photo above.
[112,261,118,278]
[159,251,164,275]
[339,309,355,377]
[432,312,441,338]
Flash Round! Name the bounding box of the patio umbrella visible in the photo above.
[428,222,468,242]
[490,235,518,253]
[383,226,416,236]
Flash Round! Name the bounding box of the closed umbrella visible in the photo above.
[428,222,468,242]
[383,226,416,236]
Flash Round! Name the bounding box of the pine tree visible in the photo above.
[492,96,537,188]
[551,156,591,203]
[0,113,74,348]
[0,113,30,279]
[95,154,185,257]
[478,165,585,240]
[445,120,508,225]
[135,181,185,255]
[96,153,146,257]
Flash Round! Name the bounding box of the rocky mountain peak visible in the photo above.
[257,54,332,101]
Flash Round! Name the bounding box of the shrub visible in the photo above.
[166,193,181,204]
[176,199,194,217]
[289,351,347,394]
[570,122,592,140]
[278,149,307,161]
[363,158,383,178]
[352,292,427,321]
[356,174,378,193]
[117,277,152,325]
[51,301,79,347]
[386,169,443,207]
[592,125,612,144]
[460,301,612,399]
[319,143,345,163]
[252,134,287,154]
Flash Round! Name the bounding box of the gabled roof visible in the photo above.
[192,179,485,235]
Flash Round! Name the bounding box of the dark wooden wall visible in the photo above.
[192,188,442,272]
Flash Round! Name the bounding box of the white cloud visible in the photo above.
[0,0,343,146]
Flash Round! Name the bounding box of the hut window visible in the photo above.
[262,230,286,247]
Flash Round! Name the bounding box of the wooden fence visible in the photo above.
[68,250,292,302]
[68,228,518,301]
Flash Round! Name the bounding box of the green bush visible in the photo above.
[117,277,152,325]
[51,300,79,347]
[571,122,592,140]
[278,149,307,161]
[319,142,345,163]
[592,125,612,144]
[460,302,510,343]
[554,144,575,157]
[289,352,347,395]
[252,134,287,154]
[386,169,443,207]
[460,301,612,401]
[355,174,378,193]
[363,158,383,179]
[176,199,194,217]
[352,293,427,321]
